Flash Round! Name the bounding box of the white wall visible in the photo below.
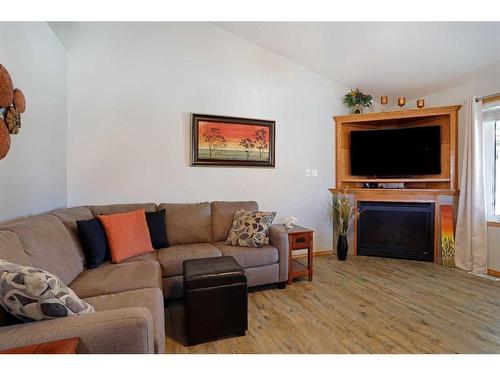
[64,23,347,250]
[417,68,500,107]
[0,22,67,222]
[419,68,500,272]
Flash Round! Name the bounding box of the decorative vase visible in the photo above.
[350,104,364,114]
[337,234,348,261]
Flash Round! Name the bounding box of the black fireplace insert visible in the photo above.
[357,201,434,262]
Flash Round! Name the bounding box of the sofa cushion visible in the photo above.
[0,231,32,267]
[157,243,221,277]
[50,207,94,266]
[211,201,258,242]
[121,251,158,263]
[98,209,154,263]
[84,288,165,354]
[1,214,84,285]
[146,209,169,249]
[0,260,94,322]
[159,202,212,245]
[69,260,161,299]
[225,210,276,247]
[89,203,157,217]
[213,241,279,269]
[0,232,31,328]
[77,218,109,269]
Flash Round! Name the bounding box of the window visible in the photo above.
[495,121,500,216]
[483,99,500,218]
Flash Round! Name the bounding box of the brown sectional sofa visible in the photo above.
[0,201,289,353]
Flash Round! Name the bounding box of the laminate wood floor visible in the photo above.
[164,254,500,353]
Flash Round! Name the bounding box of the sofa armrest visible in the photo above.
[269,224,289,282]
[0,307,155,354]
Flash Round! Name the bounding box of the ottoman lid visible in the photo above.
[183,256,247,290]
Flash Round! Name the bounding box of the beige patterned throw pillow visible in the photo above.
[225,209,276,247]
[0,259,94,322]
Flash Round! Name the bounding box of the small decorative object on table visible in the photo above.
[330,190,362,261]
[417,98,425,108]
[343,88,372,114]
[440,205,455,268]
[283,216,298,230]
[397,97,406,107]
[380,95,389,106]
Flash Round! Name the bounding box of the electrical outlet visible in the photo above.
[312,169,318,177]
[305,169,311,177]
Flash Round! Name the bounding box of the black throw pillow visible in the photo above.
[146,209,169,249]
[77,218,110,268]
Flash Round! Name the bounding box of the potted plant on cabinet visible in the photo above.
[329,190,362,260]
[343,88,372,114]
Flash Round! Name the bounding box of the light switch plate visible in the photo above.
[306,169,311,177]
[312,169,318,177]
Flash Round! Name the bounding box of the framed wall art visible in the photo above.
[191,113,275,167]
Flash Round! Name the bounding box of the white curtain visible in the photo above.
[455,96,488,273]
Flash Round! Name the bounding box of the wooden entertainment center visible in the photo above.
[329,105,461,263]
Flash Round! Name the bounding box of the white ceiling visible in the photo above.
[215,22,500,98]
[49,22,500,99]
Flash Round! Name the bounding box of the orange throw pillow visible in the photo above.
[98,209,154,263]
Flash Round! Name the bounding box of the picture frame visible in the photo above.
[191,113,275,167]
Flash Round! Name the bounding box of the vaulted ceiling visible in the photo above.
[215,22,500,98]
[50,22,500,99]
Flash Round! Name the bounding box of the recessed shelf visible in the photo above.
[334,105,461,196]
[291,259,309,276]
[329,187,459,196]
[342,178,451,183]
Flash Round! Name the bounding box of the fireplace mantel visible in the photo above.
[330,187,447,263]
[330,105,462,263]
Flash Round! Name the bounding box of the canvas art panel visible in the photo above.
[440,205,456,268]
[191,114,275,167]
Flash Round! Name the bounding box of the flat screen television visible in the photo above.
[350,125,441,177]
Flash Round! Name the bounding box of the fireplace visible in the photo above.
[357,201,434,262]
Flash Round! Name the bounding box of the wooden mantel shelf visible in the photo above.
[341,177,451,183]
[329,187,459,197]
[329,188,459,202]
[333,105,462,123]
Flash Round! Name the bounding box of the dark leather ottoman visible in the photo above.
[183,256,248,345]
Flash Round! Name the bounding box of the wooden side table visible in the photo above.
[285,225,314,284]
[0,337,80,354]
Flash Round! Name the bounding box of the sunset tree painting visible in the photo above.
[197,121,270,161]
[254,128,268,160]
[202,127,226,158]
[440,205,455,268]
